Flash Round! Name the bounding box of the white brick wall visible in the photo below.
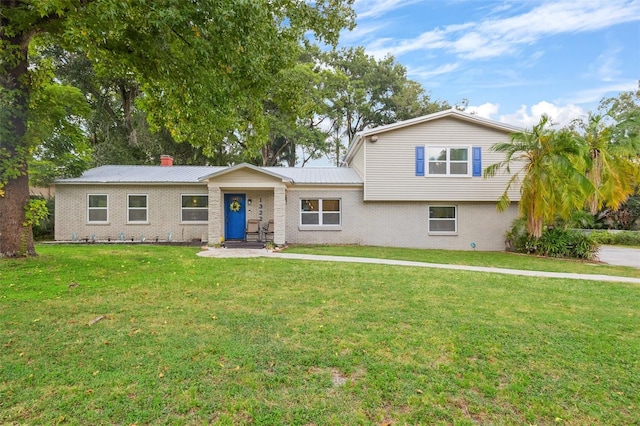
[55,184,208,242]
[57,184,518,250]
[285,188,518,251]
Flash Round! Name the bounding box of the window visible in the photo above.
[127,194,148,223]
[88,194,108,223]
[428,205,457,233]
[301,199,341,226]
[181,195,208,222]
[427,147,470,176]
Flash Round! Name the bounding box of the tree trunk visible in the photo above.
[586,149,603,214]
[120,83,139,147]
[0,173,34,257]
[527,201,543,239]
[0,25,35,257]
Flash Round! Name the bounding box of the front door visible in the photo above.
[224,194,246,240]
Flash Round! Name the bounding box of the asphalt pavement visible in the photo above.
[598,246,640,268]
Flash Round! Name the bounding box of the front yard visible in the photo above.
[1,245,638,424]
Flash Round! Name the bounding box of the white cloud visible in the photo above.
[466,102,500,119]
[591,47,623,82]
[360,0,640,60]
[564,80,639,105]
[354,0,423,19]
[497,102,587,128]
[407,63,460,80]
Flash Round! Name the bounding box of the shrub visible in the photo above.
[31,196,54,241]
[590,230,640,246]
[506,221,599,260]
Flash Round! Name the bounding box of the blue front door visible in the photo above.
[224,194,246,240]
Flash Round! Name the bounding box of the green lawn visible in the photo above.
[1,244,639,425]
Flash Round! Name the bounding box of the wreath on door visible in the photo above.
[229,199,241,212]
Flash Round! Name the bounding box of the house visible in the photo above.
[54,109,521,250]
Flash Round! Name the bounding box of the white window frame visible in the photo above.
[426,146,471,177]
[127,194,148,224]
[181,194,209,223]
[428,205,458,234]
[300,198,341,227]
[87,194,109,223]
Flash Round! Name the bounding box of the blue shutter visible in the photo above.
[415,146,425,176]
[472,146,482,177]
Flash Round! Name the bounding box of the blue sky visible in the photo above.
[338,0,640,128]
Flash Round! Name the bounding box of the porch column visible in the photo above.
[208,185,222,244]
[274,186,286,245]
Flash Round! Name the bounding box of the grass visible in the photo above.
[283,244,640,279]
[1,244,639,425]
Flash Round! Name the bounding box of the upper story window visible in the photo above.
[87,194,108,223]
[127,194,148,223]
[301,199,341,226]
[416,146,481,177]
[427,147,470,176]
[181,195,208,222]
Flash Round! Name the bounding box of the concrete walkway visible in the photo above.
[197,248,640,285]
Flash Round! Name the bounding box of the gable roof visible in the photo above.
[198,163,293,183]
[55,164,363,185]
[344,108,523,164]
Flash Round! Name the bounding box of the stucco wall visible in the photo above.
[285,188,518,251]
[55,184,209,242]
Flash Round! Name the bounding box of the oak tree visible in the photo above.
[0,0,354,257]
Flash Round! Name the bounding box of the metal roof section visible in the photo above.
[198,162,293,183]
[264,167,363,184]
[344,108,524,164]
[56,164,363,185]
[55,165,224,184]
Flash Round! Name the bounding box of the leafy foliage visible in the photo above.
[31,196,55,240]
[0,0,355,256]
[506,220,599,259]
[23,197,49,228]
[590,230,640,246]
[569,113,639,215]
[485,116,592,238]
[320,47,452,165]
[596,196,640,230]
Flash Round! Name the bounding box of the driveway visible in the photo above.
[598,246,640,268]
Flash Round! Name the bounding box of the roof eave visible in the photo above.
[54,181,206,185]
[353,109,523,140]
[199,162,294,183]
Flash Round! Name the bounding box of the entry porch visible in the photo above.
[202,164,290,246]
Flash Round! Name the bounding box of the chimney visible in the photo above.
[160,155,174,167]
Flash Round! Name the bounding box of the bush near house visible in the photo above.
[31,196,55,241]
[507,221,599,260]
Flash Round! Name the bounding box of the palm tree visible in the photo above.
[484,116,592,238]
[576,113,639,214]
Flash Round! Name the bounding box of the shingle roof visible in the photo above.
[55,164,363,185]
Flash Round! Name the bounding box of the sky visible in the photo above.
[338,0,640,129]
